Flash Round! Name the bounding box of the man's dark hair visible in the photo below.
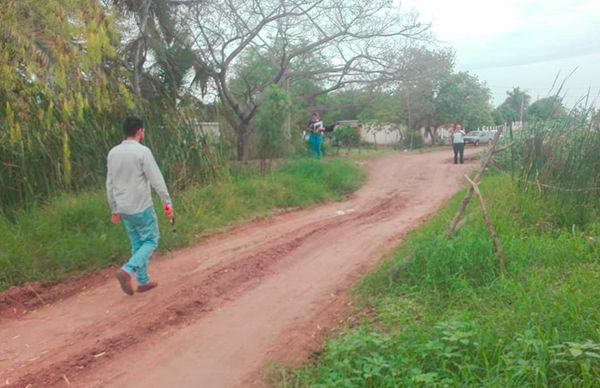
[123,116,143,137]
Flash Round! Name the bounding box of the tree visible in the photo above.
[435,72,493,130]
[395,47,455,140]
[356,91,404,124]
[254,85,289,160]
[314,89,373,123]
[526,96,567,121]
[229,50,278,104]
[493,87,531,124]
[333,125,361,152]
[0,0,128,206]
[109,1,202,105]
[177,0,430,160]
[310,47,460,145]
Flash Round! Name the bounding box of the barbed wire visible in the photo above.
[490,164,600,193]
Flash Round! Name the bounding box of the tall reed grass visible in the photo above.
[0,1,228,214]
[497,100,600,226]
[0,100,228,215]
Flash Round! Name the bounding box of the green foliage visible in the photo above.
[278,176,600,387]
[317,61,494,135]
[357,93,404,124]
[316,47,456,132]
[230,49,279,109]
[400,47,455,130]
[0,158,364,289]
[403,129,424,149]
[526,96,567,122]
[0,0,128,208]
[254,86,290,159]
[333,126,361,151]
[0,1,228,213]
[496,104,600,226]
[435,72,494,130]
[112,0,210,102]
[318,90,372,123]
[493,87,531,124]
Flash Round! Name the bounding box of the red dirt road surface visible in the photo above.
[1,150,475,388]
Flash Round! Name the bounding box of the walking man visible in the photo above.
[106,117,174,295]
[452,123,466,164]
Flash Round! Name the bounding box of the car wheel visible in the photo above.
[475,140,479,146]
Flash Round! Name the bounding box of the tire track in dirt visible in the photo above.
[0,150,476,387]
[1,183,413,387]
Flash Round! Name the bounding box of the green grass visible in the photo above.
[274,175,600,387]
[0,158,365,290]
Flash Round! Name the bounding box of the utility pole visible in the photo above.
[405,87,411,130]
[519,95,525,130]
[286,76,291,141]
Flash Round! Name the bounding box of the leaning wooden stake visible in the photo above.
[492,142,514,155]
[465,175,506,277]
[447,128,503,238]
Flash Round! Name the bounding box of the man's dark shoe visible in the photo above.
[137,281,158,293]
[115,269,134,296]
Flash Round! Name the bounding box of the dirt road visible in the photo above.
[0,150,475,387]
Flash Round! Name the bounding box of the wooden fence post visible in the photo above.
[447,128,504,238]
[465,175,506,277]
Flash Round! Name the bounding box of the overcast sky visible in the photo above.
[401,0,600,107]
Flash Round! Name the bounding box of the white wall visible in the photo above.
[195,122,221,140]
[360,122,405,145]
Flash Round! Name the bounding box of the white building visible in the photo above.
[192,121,221,141]
[360,122,406,145]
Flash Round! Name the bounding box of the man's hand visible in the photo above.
[111,214,121,224]
[163,203,174,220]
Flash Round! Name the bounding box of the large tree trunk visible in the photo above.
[425,125,436,145]
[236,123,251,161]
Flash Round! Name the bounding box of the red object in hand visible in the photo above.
[163,203,174,220]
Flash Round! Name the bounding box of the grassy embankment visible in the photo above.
[0,158,365,290]
[275,175,600,387]
[276,111,600,387]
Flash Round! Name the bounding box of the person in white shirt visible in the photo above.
[451,123,466,164]
[106,117,174,295]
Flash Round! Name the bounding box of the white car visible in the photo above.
[463,131,492,146]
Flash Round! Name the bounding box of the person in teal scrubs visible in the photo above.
[306,112,324,159]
